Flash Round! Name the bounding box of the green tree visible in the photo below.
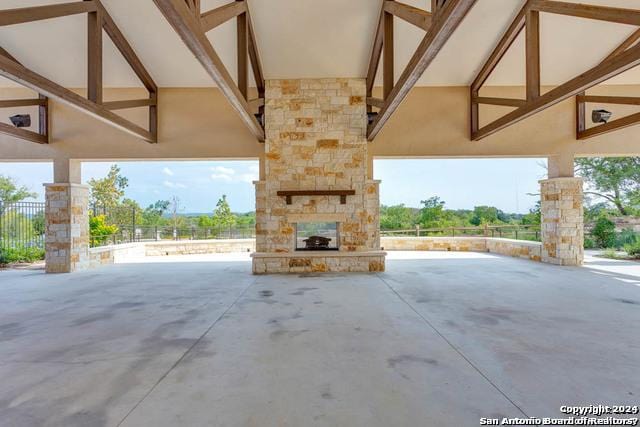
[521,202,541,225]
[380,204,417,230]
[591,216,616,248]
[417,197,446,228]
[575,157,640,216]
[212,195,237,228]
[89,215,118,247]
[197,215,213,228]
[0,175,36,204]
[88,165,128,208]
[470,206,500,226]
[141,200,170,226]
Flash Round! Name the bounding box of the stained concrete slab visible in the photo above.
[0,252,638,426]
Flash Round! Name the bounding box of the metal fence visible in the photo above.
[380,224,542,241]
[0,201,46,250]
[89,204,255,247]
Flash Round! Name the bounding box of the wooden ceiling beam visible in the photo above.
[578,111,640,140]
[384,1,432,31]
[0,1,96,26]
[366,7,385,100]
[0,98,47,108]
[578,95,640,106]
[0,123,47,144]
[367,0,477,140]
[0,54,154,142]
[472,42,640,140]
[247,7,265,96]
[103,98,156,110]
[475,97,526,107]
[200,1,247,32]
[530,0,640,26]
[154,0,264,141]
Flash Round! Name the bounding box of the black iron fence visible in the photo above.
[89,204,255,247]
[381,224,542,241]
[0,201,46,250]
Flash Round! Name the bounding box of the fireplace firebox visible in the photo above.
[295,222,339,251]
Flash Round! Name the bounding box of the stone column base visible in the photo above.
[44,184,90,273]
[539,177,584,266]
[251,251,387,274]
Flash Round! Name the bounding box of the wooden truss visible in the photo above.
[0,1,158,144]
[0,46,48,144]
[154,0,265,141]
[471,0,640,141]
[366,0,477,141]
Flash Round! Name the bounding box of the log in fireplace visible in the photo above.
[296,222,339,251]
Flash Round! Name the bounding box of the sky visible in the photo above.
[0,158,547,214]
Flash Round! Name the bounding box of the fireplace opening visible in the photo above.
[295,222,339,251]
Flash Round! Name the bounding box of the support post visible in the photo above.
[540,155,584,266]
[45,159,90,273]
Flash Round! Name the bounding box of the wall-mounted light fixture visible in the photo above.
[9,114,31,128]
[592,109,612,124]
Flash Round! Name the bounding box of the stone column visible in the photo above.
[45,159,89,273]
[540,155,583,266]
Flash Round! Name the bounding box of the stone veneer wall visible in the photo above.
[44,184,90,273]
[381,237,542,262]
[540,177,584,266]
[254,78,381,273]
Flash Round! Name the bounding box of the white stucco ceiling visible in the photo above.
[1,0,640,89]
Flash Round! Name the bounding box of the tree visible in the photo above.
[470,206,500,226]
[521,201,541,225]
[417,197,446,228]
[0,175,36,204]
[591,216,616,248]
[212,195,237,228]
[575,157,640,216]
[88,165,128,208]
[380,204,417,230]
[141,200,170,226]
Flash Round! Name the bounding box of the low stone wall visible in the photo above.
[252,251,386,274]
[88,243,145,268]
[381,237,542,262]
[144,239,255,256]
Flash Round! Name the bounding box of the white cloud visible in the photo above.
[238,173,258,183]
[162,167,174,176]
[210,174,233,182]
[163,180,186,189]
[210,166,235,175]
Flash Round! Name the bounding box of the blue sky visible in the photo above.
[0,158,546,213]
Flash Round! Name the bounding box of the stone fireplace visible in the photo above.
[251,78,386,274]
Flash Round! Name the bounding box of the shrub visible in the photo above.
[625,240,640,259]
[584,237,596,249]
[615,228,638,249]
[591,216,616,248]
[89,215,118,247]
[601,248,619,259]
[0,246,45,263]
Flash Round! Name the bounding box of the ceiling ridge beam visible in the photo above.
[154,0,264,141]
[368,0,478,140]
[473,42,640,140]
[384,1,432,31]
[0,1,96,26]
[200,1,247,33]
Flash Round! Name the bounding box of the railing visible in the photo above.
[380,224,541,242]
[0,201,46,250]
[90,224,256,247]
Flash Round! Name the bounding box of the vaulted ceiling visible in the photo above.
[1,0,640,89]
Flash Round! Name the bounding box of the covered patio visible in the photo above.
[1,252,638,426]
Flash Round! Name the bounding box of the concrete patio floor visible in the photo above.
[0,252,638,427]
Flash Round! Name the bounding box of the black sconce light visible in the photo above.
[9,114,31,128]
[592,109,612,124]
